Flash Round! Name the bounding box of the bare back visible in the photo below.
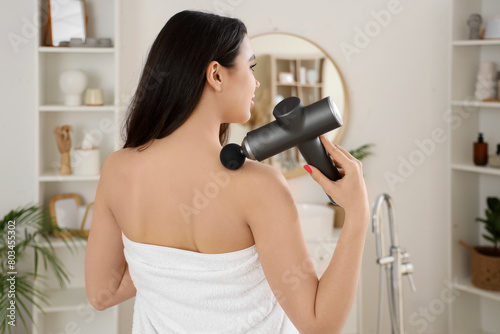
[107,144,256,254]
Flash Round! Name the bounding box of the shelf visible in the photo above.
[39,46,114,54]
[39,171,100,182]
[39,105,116,112]
[452,101,500,109]
[454,277,500,302]
[452,40,500,46]
[451,164,500,176]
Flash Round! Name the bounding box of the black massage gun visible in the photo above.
[220,96,344,205]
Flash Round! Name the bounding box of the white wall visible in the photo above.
[0,1,36,213]
[1,0,451,333]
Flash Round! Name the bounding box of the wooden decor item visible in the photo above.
[49,193,94,238]
[53,125,73,175]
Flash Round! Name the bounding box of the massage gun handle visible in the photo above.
[297,136,342,206]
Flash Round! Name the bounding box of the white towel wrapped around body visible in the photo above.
[122,232,300,333]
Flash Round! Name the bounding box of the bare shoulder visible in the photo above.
[235,160,296,220]
[237,160,291,196]
[96,148,134,194]
[100,148,135,176]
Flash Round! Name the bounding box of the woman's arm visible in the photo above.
[306,136,370,332]
[243,135,369,334]
[85,153,137,311]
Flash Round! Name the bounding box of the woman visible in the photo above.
[85,10,369,334]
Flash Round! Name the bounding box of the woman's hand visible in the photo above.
[305,135,369,215]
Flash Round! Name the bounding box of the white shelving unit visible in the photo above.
[32,0,123,333]
[449,1,500,333]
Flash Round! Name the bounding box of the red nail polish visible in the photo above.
[303,165,312,174]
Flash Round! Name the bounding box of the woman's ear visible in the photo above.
[206,60,223,92]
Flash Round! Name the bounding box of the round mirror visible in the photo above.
[228,33,350,178]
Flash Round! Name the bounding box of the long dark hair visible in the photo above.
[122,10,247,151]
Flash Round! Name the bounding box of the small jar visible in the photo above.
[489,144,500,168]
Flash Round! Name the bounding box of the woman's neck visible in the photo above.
[143,103,225,162]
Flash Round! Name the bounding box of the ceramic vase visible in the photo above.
[59,70,88,106]
[475,62,498,101]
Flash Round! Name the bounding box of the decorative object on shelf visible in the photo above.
[59,70,88,106]
[49,193,94,238]
[69,37,84,47]
[459,196,500,291]
[306,69,319,83]
[467,14,483,40]
[60,37,113,48]
[98,37,113,47]
[83,37,97,47]
[45,0,87,47]
[53,125,73,175]
[278,72,294,83]
[73,132,101,175]
[484,17,500,39]
[79,202,93,237]
[475,61,497,101]
[84,88,104,106]
[0,204,72,332]
[473,132,488,166]
[299,67,307,84]
[489,144,500,168]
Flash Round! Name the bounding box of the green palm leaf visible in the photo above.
[348,143,375,161]
[0,203,73,333]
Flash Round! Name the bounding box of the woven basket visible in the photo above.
[459,240,500,291]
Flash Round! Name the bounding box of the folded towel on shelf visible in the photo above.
[122,232,299,334]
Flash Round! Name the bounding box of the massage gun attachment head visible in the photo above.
[220,143,246,170]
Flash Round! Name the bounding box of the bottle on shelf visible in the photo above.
[489,144,500,168]
[473,132,488,166]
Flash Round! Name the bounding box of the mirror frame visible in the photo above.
[249,32,350,178]
[49,193,93,238]
[46,0,88,47]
